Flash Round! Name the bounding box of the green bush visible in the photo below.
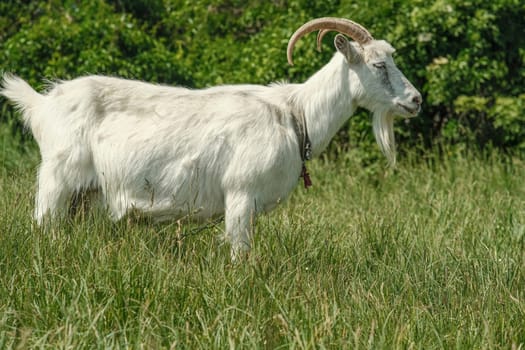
[1,0,524,162]
[392,0,525,153]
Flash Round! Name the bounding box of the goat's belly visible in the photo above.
[93,147,226,220]
[142,205,223,223]
[122,186,225,222]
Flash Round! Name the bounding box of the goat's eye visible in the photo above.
[373,62,387,69]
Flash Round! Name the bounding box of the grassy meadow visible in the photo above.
[0,143,524,348]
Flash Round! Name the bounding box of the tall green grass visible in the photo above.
[0,148,524,349]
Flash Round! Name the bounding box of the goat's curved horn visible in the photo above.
[287,17,374,65]
[316,29,330,51]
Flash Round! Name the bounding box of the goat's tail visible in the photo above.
[1,74,45,131]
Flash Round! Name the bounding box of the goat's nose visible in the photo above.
[412,93,422,105]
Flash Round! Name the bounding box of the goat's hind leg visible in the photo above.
[34,162,73,224]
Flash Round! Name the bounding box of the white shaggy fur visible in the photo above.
[1,34,421,260]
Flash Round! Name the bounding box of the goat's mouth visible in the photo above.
[397,103,420,117]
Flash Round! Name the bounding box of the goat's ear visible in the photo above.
[334,34,362,64]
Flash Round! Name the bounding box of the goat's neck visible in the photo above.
[292,53,358,157]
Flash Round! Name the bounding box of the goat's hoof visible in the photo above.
[230,245,251,263]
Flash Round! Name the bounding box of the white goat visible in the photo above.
[1,18,421,260]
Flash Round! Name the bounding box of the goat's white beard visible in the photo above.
[372,110,396,166]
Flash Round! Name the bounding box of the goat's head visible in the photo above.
[287,17,422,165]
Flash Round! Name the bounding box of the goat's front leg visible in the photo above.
[224,192,257,261]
